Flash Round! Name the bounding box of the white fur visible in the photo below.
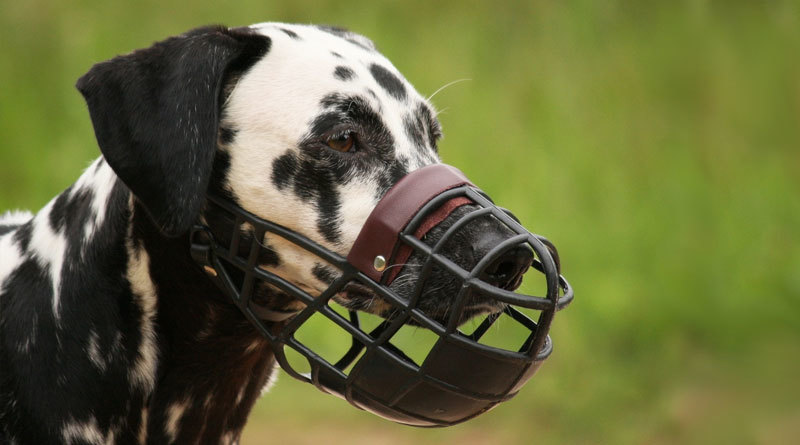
[223,23,441,295]
[77,159,118,243]
[125,209,158,393]
[61,416,112,445]
[27,199,69,319]
[259,361,281,397]
[0,231,25,293]
[0,210,34,292]
[86,329,105,372]
[138,408,148,445]
[164,398,191,443]
[0,210,33,226]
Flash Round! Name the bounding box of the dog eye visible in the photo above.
[326,132,356,153]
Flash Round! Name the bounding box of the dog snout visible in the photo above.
[479,244,534,291]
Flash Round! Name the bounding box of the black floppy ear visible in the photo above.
[77,25,270,236]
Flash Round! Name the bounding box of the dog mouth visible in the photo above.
[333,276,520,327]
[313,203,538,328]
[335,282,393,314]
[331,244,530,328]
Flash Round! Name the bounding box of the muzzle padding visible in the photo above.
[347,164,474,284]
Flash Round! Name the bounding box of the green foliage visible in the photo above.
[2,1,798,443]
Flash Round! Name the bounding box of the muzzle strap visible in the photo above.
[189,224,301,322]
[347,164,474,284]
[382,195,472,284]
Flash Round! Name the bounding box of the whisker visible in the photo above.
[427,78,471,102]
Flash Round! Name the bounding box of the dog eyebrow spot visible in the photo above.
[333,66,355,81]
[369,64,406,101]
[312,94,395,159]
[309,111,342,138]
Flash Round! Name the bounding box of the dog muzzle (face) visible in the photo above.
[190,164,573,427]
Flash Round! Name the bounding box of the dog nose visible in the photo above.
[480,244,534,290]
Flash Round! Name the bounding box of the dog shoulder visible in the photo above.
[0,158,160,442]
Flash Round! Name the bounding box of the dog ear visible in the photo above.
[76,26,270,236]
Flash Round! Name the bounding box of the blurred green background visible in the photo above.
[2,1,799,443]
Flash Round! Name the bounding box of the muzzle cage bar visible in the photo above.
[190,175,573,427]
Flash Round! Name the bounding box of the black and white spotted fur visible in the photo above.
[0,23,521,444]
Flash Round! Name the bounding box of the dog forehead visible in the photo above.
[226,23,432,157]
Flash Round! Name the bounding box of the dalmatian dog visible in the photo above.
[0,23,533,444]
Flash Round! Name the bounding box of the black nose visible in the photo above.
[480,245,534,290]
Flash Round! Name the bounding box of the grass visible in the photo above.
[2,1,799,443]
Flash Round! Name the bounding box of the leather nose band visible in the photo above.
[383,196,472,284]
[347,164,474,284]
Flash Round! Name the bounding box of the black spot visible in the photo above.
[369,64,406,101]
[316,197,342,244]
[279,28,299,39]
[404,103,442,152]
[375,161,409,199]
[13,222,32,250]
[295,159,343,244]
[330,51,343,58]
[218,127,237,145]
[271,152,299,191]
[404,113,426,150]
[48,185,73,231]
[347,38,373,51]
[49,186,95,239]
[0,224,16,236]
[270,151,348,244]
[208,150,234,201]
[312,263,339,285]
[317,24,351,36]
[316,25,375,51]
[418,103,443,148]
[333,66,355,81]
[309,112,343,138]
[257,243,281,266]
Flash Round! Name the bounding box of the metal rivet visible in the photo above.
[373,255,387,272]
[203,265,218,277]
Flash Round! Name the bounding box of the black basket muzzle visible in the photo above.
[190,164,573,427]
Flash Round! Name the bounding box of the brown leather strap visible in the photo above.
[347,164,474,283]
[382,196,472,284]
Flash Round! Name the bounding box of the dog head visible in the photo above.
[77,24,537,326]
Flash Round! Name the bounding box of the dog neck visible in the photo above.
[130,197,278,443]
